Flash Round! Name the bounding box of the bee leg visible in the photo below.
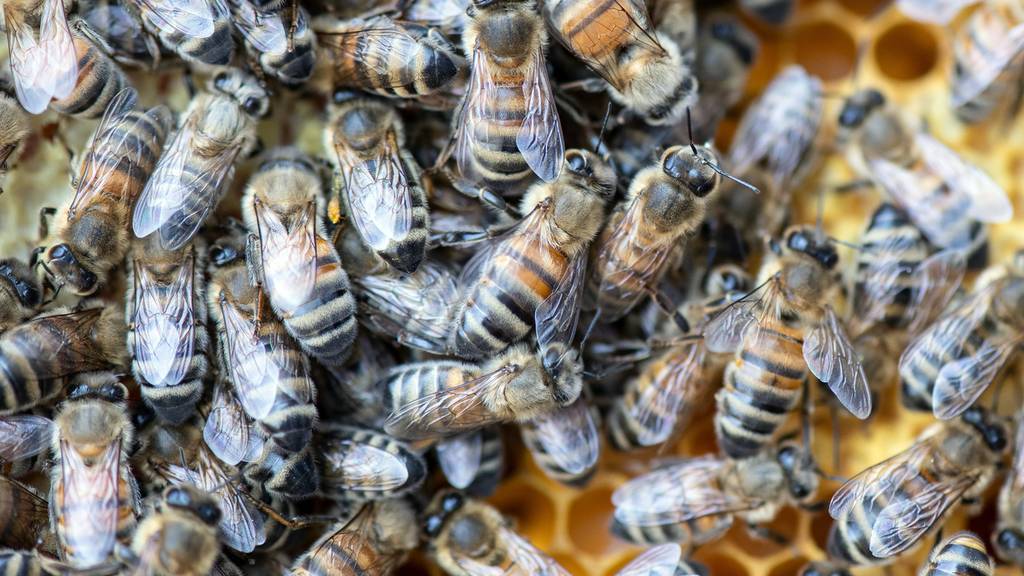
[288,0,298,52]
[558,78,606,94]
[242,491,334,530]
[832,179,873,194]
[184,67,197,99]
[641,284,690,333]
[745,521,789,546]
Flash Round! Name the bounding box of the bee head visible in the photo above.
[423,490,465,538]
[838,88,886,129]
[165,486,222,526]
[961,407,1008,453]
[0,259,41,309]
[704,264,751,298]
[661,145,719,198]
[776,441,819,504]
[783,226,838,270]
[211,69,271,118]
[995,528,1024,564]
[68,373,127,404]
[45,243,98,296]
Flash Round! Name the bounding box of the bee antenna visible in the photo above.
[595,101,612,157]
[687,107,761,195]
[686,107,699,157]
[828,237,864,251]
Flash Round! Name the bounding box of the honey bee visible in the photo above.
[313,14,463,105]
[119,484,222,576]
[611,441,820,546]
[613,543,706,576]
[227,0,317,86]
[949,0,1024,124]
[0,413,53,478]
[424,490,571,576]
[0,550,47,576]
[542,0,697,125]
[318,423,427,502]
[77,0,161,69]
[324,96,429,274]
[837,88,1012,253]
[826,407,1008,566]
[705,226,872,458]
[133,69,263,252]
[50,373,140,569]
[739,0,795,25]
[0,474,51,550]
[919,531,996,576]
[0,304,126,416]
[995,414,1024,566]
[47,19,134,119]
[383,343,582,441]
[290,499,419,576]
[453,0,564,193]
[126,236,209,424]
[436,427,505,496]
[42,89,171,296]
[2,0,78,114]
[899,250,1024,418]
[0,257,43,333]
[689,14,758,143]
[242,147,357,377]
[244,443,319,501]
[451,149,613,369]
[728,65,822,194]
[520,396,599,487]
[133,0,234,68]
[201,376,266,468]
[0,92,29,187]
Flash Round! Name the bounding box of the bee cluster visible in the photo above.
[0,0,1022,574]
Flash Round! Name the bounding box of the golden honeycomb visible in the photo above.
[0,1,1022,576]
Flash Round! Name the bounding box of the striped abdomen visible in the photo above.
[924,532,995,576]
[0,551,42,576]
[257,324,316,454]
[544,0,638,93]
[453,234,567,358]
[318,424,426,501]
[156,20,233,67]
[466,427,504,497]
[52,463,138,564]
[592,208,678,320]
[611,507,732,547]
[854,203,930,330]
[332,23,458,97]
[253,11,316,86]
[463,65,533,193]
[715,319,806,458]
[384,361,492,436]
[51,35,131,119]
[294,531,385,576]
[952,1,1024,124]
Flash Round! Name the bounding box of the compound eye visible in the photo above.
[49,244,70,261]
[103,384,125,403]
[986,426,1008,452]
[198,504,221,525]
[213,73,230,90]
[721,272,741,291]
[442,492,464,514]
[166,487,191,508]
[210,246,238,266]
[78,269,98,293]
[838,104,865,128]
[243,97,263,116]
[424,514,444,537]
[787,231,809,252]
[566,151,590,175]
[866,89,886,107]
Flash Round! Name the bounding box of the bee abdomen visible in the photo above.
[466,427,505,497]
[0,550,42,576]
[319,424,427,501]
[925,532,995,576]
[0,346,64,415]
[611,512,732,547]
[261,377,317,453]
[283,260,357,369]
[161,23,234,67]
[900,318,994,411]
[52,38,131,119]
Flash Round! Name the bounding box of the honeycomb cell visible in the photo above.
[792,21,858,81]
[568,484,633,556]
[490,481,557,549]
[692,550,751,576]
[550,553,588,575]
[810,510,834,553]
[873,22,939,81]
[836,0,889,16]
[768,555,811,576]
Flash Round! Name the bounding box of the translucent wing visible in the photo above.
[804,305,872,419]
[255,201,317,314]
[535,253,585,375]
[226,0,287,55]
[932,333,1022,420]
[436,431,483,490]
[896,0,981,24]
[870,157,975,249]
[132,0,215,38]
[321,440,411,492]
[952,14,1024,106]
[869,475,975,558]
[615,543,683,576]
[299,521,402,576]
[0,415,53,461]
[850,232,923,334]
[497,525,572,576]
[454,41,498,185]
[384,364,522,440]
[218,296,278,420]
[16,308,117,380]
[0,476,50,549]
[613,456,759,526]
[203,379,261,466]
[916,132,1013,224]
[829,437,938,519]
[60,439,121,567]
[316,18,429,91]
[69,88,141,217]
[133,255,195,388]
[521,397,599,476]
[516,47,564,182]
[905,249,967,335]
[702,299,759,354]
[6,0,79,113]
[628,341,708,447]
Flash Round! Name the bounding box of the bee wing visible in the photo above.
[535,253,586,376]
[6,0,78,113]
[132,255,196,388]
[60,439,121,567]
[325,440,413,492]
[904,248,967,335]
[454,41,497,185]
[803,305,872,420]
[132,0,216,38]
[626,341,707,447]
[932,333,1023,420]
[952,20,1024,107]
[516,47,564,183]
[596,200,678,313]
[0,476,50,549]
[303,525,402,576]
[255,201,317,313]
[218,297,279,421]
[203,379,257,466]
[916,132,1013,224]
[337,131,415,253]
[613,456,759,526]
[436,431,483,490]
[850,232,923,334]
[869,157,974,249]
[316,18,426,89]
[869,474,975,558]
[497,525,572,576]
[225,0,287,56]
[25,308,116,379]
[702,299,759,354]
[384,364,521,440]
[828,437,938,519]
[521,397,600,476]
[896,0,981,23]
[69,88,142,217]
[615,543,683,576]
[0,415,53,461]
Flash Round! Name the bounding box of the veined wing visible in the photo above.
[628,340,708,446]
[226,0,287,55]
[6,0,78,113]
[336,129,414,252]
[615,543,684,576]
[0,415,53,461]
[132,0,215,38]
[804,305,872,419]
[320,439,411,492]
[133,254,195,388]
[521,397,599,476]
[870,157,974,249]
[69,88,142,218]
[517,46,564,182]
[829,436,939,519]
[255,200,317,314]
[916,132,1013,224]
[436,432,483,490]
[60,439,121,567]
[203,379,262,466]
[869,474,975,558]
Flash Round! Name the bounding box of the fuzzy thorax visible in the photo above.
[606,33,697,125]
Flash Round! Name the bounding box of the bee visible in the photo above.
[244,443,319,502]
[0,258,43,333]
[325,96,429,274]
[0,474,51,550]
[0,92,30,187]
[919,531,995,576]
[705,226,872,458]
[119,484,222,576]
[133,0,234,69]
[611,441,820,546]
[451,149,614,368]
[542,0,697,125]
[42,89,171,296]
[50,373,140,569]
[837,88,1012,253]
[46,20,134,119]
[827,407,1008,566]
[614,543,707,576]
[995,414,1024,566]
[0,414,53,478]
[206,223,318,463]
[2,0,78,114]
[453,0,564,193]
[290,499,420,576]
[133,69,263,252]
[436,427,504,496]
[201,376,266,468]
[77,0,161,69]
[899,250,1024,418]
[949,0,1024,124]
[520,396,599,487]
[318,423,427,502]
[738,0,795,25]
[689,15,758,143]
[242,147,357,377]
[383,343,582,441]
[313,14,464,102]
[125,236,209,424]
[227,0,317,86]
[0,304,126,416]
[423,490,571,576]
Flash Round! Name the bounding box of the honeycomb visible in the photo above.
[0,1,1021,576]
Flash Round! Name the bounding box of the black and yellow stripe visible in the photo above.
[52,31,131,119]
[924,532,995,576]
[952,1,1024,124]
[318,423,426,501]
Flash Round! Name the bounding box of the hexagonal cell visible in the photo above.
[691,550,751,576]
[792,20,858,81]
[489,481,557,550]
[568,484,634,557]
[873,22,939,81]
[550,553,588,575]
[768,555,811,576]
